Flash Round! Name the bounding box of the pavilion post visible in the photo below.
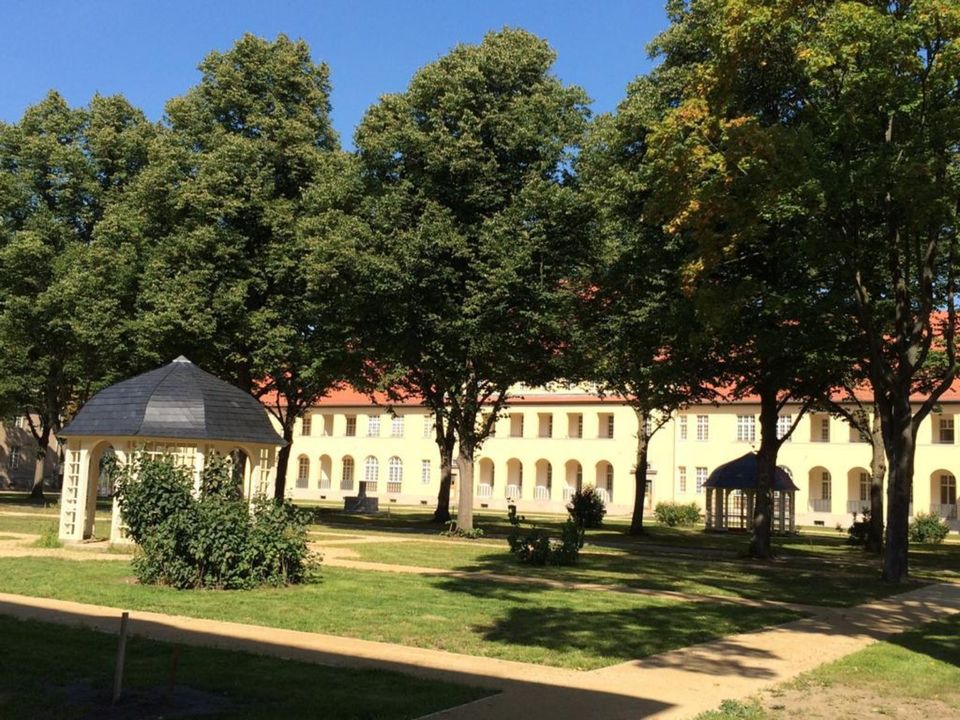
[705,488,714,529]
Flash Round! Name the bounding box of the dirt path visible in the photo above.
[0,583,957,720]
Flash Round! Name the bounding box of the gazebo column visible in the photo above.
[705,487,714,529]
[778,491,787,533]
[747,490,756,531]
[58,441,90,542]
[789,492,797,533]
[715,489,725,530]
[109,445,131,544]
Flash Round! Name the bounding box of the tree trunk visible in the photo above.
[630,411,649,535]
[273,422,295,501]
[456,448,475,531]
[750,389,779,559]
[433,440,455,523]
[882,401,915,583]
[28,425,52,502]
[867,407,886,554]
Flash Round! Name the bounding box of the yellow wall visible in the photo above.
[284,395,960,529]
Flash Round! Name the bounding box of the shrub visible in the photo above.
[32,523,63,549]
[115,454,316,589]
[507,519,583,566]
[847,509,872,547]
[566,486,606,529]
[654,502,701,527]
[909,513,950,544]
[441,521,485,539]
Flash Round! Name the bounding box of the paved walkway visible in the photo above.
[1,582,958,720]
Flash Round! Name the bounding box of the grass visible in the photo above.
[0,512,112,538]
[342,539,916,607]
[696,613,960,719]
[0,615,491,720]
[0,557,801,670]
[30,522,62,548]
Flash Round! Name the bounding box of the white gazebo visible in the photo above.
[704,452,798,534]
[57,356,285,544]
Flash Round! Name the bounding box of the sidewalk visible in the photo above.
[1,582,958,720]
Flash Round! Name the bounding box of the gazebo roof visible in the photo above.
[705,453,799,492]
[60,356,284,446]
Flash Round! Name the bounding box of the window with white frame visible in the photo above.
[538,413,553,438]
[8,445,21,470]
[736,415,756,442]
[568,413,583,438]
[598,413,614,438]
[421,460,431,485]
[364,456,379,489]
[679,466,687,493]
[939,417,954,444]
[510,413,524,437]
[345,415,357,437]
[643,415,652,437]
[679,415,688,440]
[391,415,404,438]
[387,456,403,492]
[695,466,707,494]
[777,415,792,441]
[859,471,870,502]
[819,416,830,442]
[296,456,310,489]
[301,414,312,436]
[367,415,381,437]
[941,474,957,505]
[341,457,354,488]
[821,471,832,500]
[422,416,433,439]
[696,415,709,441]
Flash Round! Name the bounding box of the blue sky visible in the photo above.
[0,1,669,147]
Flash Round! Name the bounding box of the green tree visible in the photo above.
[644,1,849,558]
[578,77,716,535]
[0,92,154,499]
[797,0,960,582]
[647,0,959,579]
[123,35,363,498]
[356,29,593,529]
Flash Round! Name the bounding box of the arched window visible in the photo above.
[341,457,354,490]
[296,456,310,489]
[388,456,403,493]
[364,456,379,491]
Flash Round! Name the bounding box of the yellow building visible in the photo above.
[285,386,959,531]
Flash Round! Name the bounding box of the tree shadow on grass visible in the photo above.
[468,602,788,673]
[446,549,896,607]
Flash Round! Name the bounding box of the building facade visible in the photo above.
[0,415,60,491]
[285,387,960,530]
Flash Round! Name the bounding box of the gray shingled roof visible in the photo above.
[705,453,799,492]
[60,357,284,446]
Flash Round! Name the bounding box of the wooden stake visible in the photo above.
[166,644,181,703]
[112,611,129,704]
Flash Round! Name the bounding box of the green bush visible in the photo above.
[847,509,872,547]
[909,513,950,544]
[654,502,701,527]
[115,454,315,589]
[566,486,606,529]
[507,519,584,566]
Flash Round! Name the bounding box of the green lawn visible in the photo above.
[0,615,490,720]
[0,557,800,670]
[0,513,112,538]
[342,539,916,607]
[697,614,960,719]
